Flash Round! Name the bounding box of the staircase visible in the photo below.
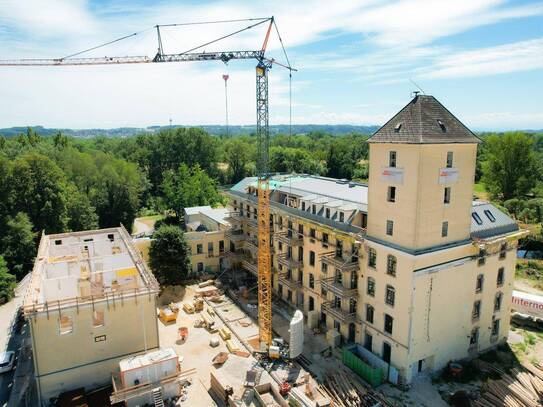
[151,387,164,407]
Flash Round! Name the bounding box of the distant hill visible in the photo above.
[0,124,380,138]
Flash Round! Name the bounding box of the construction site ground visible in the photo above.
[158,284,330,406]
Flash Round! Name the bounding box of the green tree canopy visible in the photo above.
[162,164,224,217]
[0,256,16,304]
[482,132,540,200]
[149,225,191,284]
[1,212,36,280]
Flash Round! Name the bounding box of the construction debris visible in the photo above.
[473,360,543,407]
[212,352,229,366]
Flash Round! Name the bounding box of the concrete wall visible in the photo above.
[30,294,159,403]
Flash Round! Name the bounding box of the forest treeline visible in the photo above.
[0,127,542,300]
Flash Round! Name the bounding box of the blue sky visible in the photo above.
[0,0,542,130]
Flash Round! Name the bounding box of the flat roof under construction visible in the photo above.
[23,226,159,314]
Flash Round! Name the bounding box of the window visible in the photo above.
[309,251,315,266]
[107,233,115,241]
[446,151,453,167]
[309,296,315,311]
[384,314,393,335]
[54,239,62,246]
[321,262,328,274]
[386,255,397,276]
[92,310,105,328]
[309,274,315,289]
[197,262,204,273]
[478,256,486,266]
[394,122,402,133]
[298,247,304,262]
[366,305,374,323]
[491,318,500,336]
[322,233,329,245]
[208,242,214,256]
[301,202,306,211]
[312,204,316,215]
[499,243,507,260]
[298,224,304,235]
[196,244,203,254]
[310,228,316,239]
[438,120,447,133]
[494,292,503,312]
[389,151,397,168]
[472,300,481,320]
[472,212,483,225]
[278,242,283,251]
[368,248,377,268]
[441,221,448,237]
[339,212,344,222]
[476,274,484,293]
[59,315,73,335]
[385,285,395,306]
[470,328,479,346]
[484,209,496,222]
[367,277,375,297]
[219,240,225,253]
[387,186,396,203]
[325,208,330,219]
[386,220,394,236]
[497,267,504,286]
[444,187,451,204]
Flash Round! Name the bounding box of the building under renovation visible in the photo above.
[223,95,525,385]
[23,226,160,404]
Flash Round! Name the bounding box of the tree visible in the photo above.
[326,143,356,179]
[162,164,223,217]
[10,153,69,233]
[482,132,540,200]
[65,185,99,231]
[0,256,16,304]
[224,139,250,183]
[1,213,36,280]
[149,225,191,284]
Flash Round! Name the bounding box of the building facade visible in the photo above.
[223,95,525,384]
[24,226,160,404]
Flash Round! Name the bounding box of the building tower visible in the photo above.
[367,94,480,252]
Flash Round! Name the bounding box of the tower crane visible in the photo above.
[0,16,295,351]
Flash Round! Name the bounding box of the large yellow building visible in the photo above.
[24,226,160,405]
[225,95,524,385]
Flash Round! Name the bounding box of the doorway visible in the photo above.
[382,342,391,364]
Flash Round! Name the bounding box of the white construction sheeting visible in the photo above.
[512,290,543,319]
[289,310,304,359]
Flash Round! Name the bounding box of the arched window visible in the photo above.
[385,285,395,306]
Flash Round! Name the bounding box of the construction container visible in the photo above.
[159,307,178,323]
[341,347,383,387]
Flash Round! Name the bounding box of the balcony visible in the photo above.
[225,229,245,242]
[278,273,302,291]
[277,253,303,270]
[322,301,357,324]
[241,259,258,276]
[275,231,304,246]
[321,252,358,273]
[320,277,358,299]
[225,211,246,224]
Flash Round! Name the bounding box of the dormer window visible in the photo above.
[394,122,402,133]
[437,119,446,133]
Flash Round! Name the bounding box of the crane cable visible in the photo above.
[272,19,294,139]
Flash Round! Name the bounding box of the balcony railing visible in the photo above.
[275,231,304,246]
[320,277,358,299]
[277,253,303,270]
[278,274,302,290]
[322,302,357,324]
[321,252,359,272]
[225,229,245,241]
[241,259,258,276]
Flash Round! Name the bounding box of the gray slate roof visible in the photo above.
[470,202,519,239]
[368,95,481,144]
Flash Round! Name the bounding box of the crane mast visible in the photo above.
[0,16,293,351]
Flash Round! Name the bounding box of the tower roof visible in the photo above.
[368,95,481,144]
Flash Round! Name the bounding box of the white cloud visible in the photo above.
[424,38,543,78]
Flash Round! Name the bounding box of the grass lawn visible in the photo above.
[473,182,489,200]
